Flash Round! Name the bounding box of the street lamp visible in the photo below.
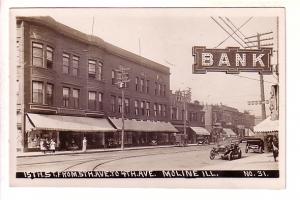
[115,66,130,150]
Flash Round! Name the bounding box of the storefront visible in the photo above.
[109,117,178,146]
[25,113,116,151]
[190,126,210,144]
[254,117,279,152]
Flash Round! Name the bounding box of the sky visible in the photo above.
[12,8,281,117]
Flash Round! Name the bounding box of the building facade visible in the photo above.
[16,16,176,152]
[170,92,206,144]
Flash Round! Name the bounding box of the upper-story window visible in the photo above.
[118,97,122,113]
[125,98,130,114]
[73,89,79,109]
[46,83,54,105]
[163,85,166,97]
[146,102,150,117]
[158,84,161,96]
[146,80,150,94]
[32,43,43,67]
[88,91,96,110]
[140,79,144,93]
[62,53,70,74]
[154,103,158,117]
[88,60,96,78]
[162,105,166,117]
[72,56,79,76]
[98,62,103,81]
[141,101,145,115]
[32,81,43,104]
[158,104,162,116]
[154,82,158,95]
[46,46,53,69]
[99,92,103,110]
[135,77,139,91]
[111,95,116,113]
[63,87,70,107]
[134,100,139,115]
[171,107,177,120]
[112,70,116,85]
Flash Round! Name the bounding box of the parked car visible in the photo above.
[245,138,264,153]
[197,138,209,145]
[210,142,242,161]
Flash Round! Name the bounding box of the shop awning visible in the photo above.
[26,113,116,132]
[109,117,178,133]
[223,128,237,137]
[190,127,210,136]
[254,117,279,133]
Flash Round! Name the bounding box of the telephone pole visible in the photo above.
[115,66,130,150]
[245,32,273,120]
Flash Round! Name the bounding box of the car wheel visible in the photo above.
[209,150,215,160]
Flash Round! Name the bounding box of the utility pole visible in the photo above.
[115,66,130,150]
[245,32,273,120]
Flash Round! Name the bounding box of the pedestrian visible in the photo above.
[40,139,46,154]
[50,139,56,153]
[272,138,279,162]
[82,137,87,152]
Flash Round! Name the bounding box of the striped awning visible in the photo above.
[109,117,178,133]
[254,117,279,133]
[26,113,116,132]
[223,128,237,137]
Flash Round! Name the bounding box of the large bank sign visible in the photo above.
[192,47,273,74]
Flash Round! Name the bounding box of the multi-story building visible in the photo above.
[16,16,177,152]
[170,92,206,144]
[204,104,255,140]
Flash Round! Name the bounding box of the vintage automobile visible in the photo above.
[245,138,264,153]
[209,142,242,160]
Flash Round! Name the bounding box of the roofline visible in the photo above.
[16,16,170,74]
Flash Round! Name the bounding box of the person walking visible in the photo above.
[50,139,56,153]
[82,137,87,152]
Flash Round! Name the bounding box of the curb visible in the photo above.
[17,144,203,158]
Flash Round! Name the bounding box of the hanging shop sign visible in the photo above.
[192,47,273,74]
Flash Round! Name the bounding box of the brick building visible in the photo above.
[16,16,177,152]
[170,92,207,144]
[204,104,255,141]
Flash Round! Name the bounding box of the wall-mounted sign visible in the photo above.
[192,47,273,74]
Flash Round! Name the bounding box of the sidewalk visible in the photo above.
[17,143,201,158]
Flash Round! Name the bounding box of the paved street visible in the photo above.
[17,144,278,172]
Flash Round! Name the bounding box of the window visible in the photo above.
[72,56,79,76]
[134,100,139,115]
[135,77,139,91]
[158,104,162,116]
[88,60,96,78]
[63,87,70,107]
[125,98,130,114]
[141,101,145,115]
[73,89,79,109]
[63,53,70,74]
[140,79,144,93]
[46,46,53,68]
[32,43,43,67]
[162,105,166,117]
[98,92,103,110]
[32,81,43,104]
[154,82,158,95]
[146,102,150,116]
[88,91,96,110]
[146,80,150,94]
[111,96,116,112]
[171,107,177,120]
[97,62,103,81]
[154,103,158,117]
[112,70,116,85]
[46,84,53,105]
[163,85,166,96]
[118,97,122,113]
[158,84,161,96]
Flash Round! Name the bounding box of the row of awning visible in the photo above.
[26,113,179,133]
